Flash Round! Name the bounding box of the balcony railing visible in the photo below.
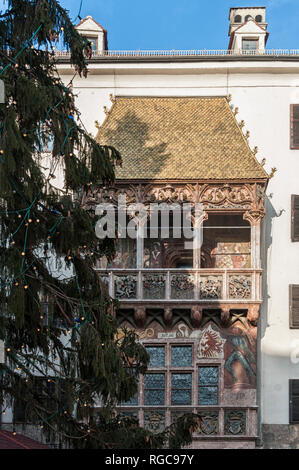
[96,269,262,302]
[55,49,299,59]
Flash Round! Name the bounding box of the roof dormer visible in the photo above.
[228,7,269,54]
[75,15,108,55]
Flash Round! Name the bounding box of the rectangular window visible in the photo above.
[242,39,258,53]
[291,195,299,242]
[290,285,299,329]
[171,373,192,405]
[85,36,98,52]
[146,346,165,368]
[290,380,299,424]
[171,346,192,367]
[144,374,165,405]
[198,366,219,405]
[291,105,299,149]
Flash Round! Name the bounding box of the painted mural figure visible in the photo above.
[224,328,255,387]
[144,248,150,268]
[232,243,246,268]
[151,243,162,268]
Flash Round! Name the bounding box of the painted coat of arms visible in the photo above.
[197,325,226,359]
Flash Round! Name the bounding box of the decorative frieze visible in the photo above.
[81,182,267,225]
[196,411,219,435]
[143,274,166,299]
[144,410,165,434]
[115,275,137,299]
[199,276,222,300]
[224,410,246,436]
[229,275,252,299]
[171,274,195,300]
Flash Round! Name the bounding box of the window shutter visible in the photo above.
[290,285,299,328]
[291,104,299,149]
[289,380,299,424]
[291,195,299,242]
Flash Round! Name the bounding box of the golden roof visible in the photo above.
[96,96,268,181]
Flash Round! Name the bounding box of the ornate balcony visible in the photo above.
[96,268,262,304]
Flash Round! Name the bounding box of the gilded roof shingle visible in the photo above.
[96,96,268,181]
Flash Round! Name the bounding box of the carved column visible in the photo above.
[249,221,261,270]
[136,225,143,269]
[192,210,208,269]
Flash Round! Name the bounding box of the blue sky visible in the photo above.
[60,0,299,51]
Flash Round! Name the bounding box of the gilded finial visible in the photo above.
[95,120,101,130]
[269,167,277,179]
[245,130,250,139]
[253,146,258,155]
[234,107,239,116]
[103,106,109,116]
[227,94,232,102]
[260,158,266,167]
[239,120,245,128]
[109,93,116,104]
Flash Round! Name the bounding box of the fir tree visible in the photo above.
[0,0,200,449]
